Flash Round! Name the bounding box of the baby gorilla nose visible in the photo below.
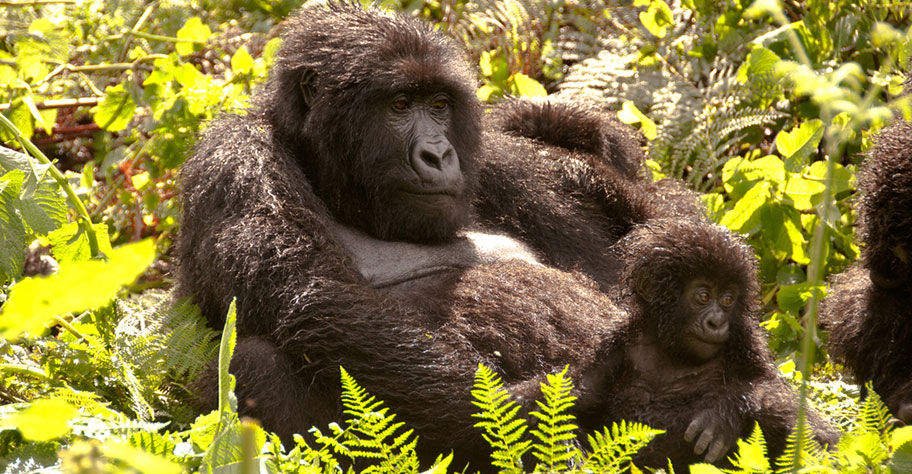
[410,136,460,185]
[701,309,729,342]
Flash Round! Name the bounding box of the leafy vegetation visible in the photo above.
[0,0,911,472]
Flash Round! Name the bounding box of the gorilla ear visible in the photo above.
[300,69,317,108]
[634,270,653,301]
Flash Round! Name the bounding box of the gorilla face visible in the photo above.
[679,278,737,362]
[271,27,482,244]
[376,90,471,241]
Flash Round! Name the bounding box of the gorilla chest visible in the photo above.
[329,223,542,289]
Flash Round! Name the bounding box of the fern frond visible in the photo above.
[69,414,168,440]
[471,364,531,473]
[859,382,893,440]
[773,420,830,473]
[529,366,580,472]
[583,420,664,473]
[337,367,420,473]
[727,422,770,473]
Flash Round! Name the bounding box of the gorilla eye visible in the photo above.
[431,99,448,110]
[392,98,409,111]
[695,288,711,305]
[720,293,735,307]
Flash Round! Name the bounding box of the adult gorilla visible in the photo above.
[178,2,700,468]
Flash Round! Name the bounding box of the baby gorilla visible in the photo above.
[578,219,838,469]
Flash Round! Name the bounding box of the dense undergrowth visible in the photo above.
[0,0,911,472]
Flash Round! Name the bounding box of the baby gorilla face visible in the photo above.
[680,278,737,361]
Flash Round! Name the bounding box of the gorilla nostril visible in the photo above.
[420,149,444,170]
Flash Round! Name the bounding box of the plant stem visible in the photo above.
[0,114,100,258]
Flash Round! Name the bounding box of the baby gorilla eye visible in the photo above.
[720,292,735,307]
[431,99,448,110]
[695,287,711,304]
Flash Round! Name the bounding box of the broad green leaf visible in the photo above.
[7,398,76,441]
[892,426,912,451]
[100,440,182,474]
[617,101,657,140]
[0,170,27,283]
[777,281,824,314]
[93,84,136,132]
[22,95,50,135]
[782,209,809,264]
[639,0,673,38]
[47,222,114,263]
[737,47,780,84]
[174,63,208,89]
[688,463,725,474]
[872,22,902,47]
[18,182,67,236]
[477,83,500,102]
[775,119,823,164]
[509,73,547,97]
[722,155,785,190]
[701,192,725,223]
[782,174,826,211]
[218,299,238,417]
[189,410,221,452]
[231,46,254,75]
[808,160,854,196]
[176,17,211,57]
[720,181,771,233]
[2,99,34,141]
[760,204,789,260]
[0,239,156,339]
[131,171,151,191]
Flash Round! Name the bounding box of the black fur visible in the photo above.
[821,118,912,424]
[579,219,839,469]
[177,3,704,469]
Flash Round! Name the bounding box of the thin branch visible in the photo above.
[0,97,102,112]
[0,0,76,5]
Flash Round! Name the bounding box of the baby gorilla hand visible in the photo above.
[684,409,737,463]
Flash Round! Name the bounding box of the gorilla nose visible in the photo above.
[703,312,729,340]
[411,137,460,182]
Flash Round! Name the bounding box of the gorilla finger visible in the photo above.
[684,417,706,443]
[694,429,715,456]
[705,437,728,463]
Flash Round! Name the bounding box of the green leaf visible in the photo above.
[639,0,674,38]
[782,174,826,211]
[892,426,912,451]
[0,170,27,282]
[720,181,771,233]
[776,281,824,314]
[93,84,136,132]
[701,193,725,223]
[617,101,658,140]
[218,299,238,417]
[176,17,212,57]
[47,222,114,263]
[6,398,76,441]
[100,440,183,474]
[0,239,156,339]
[807,160,854,196]
[737,47,780,84]
[509,73,547,97]
[231,47,254,75]
[775,119,823,164]
[2,98,35,141]
[722,155,785,190]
